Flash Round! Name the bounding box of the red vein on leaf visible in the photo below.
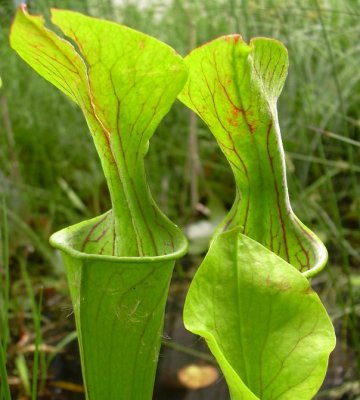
[262,317,319,395]
[294,231,311,270]
[109,73,159,256]
[81,213,110,252]
[30,42,78,73]
[227,45,257,135]
[266,122,290,262]
[111,82,145,256]
[200,58,249,179]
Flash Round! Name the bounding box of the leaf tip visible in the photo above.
[19,3,27,12]
[9,5,27,49]
[223,34,243,43]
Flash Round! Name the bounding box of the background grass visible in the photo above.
[0,0,359,398]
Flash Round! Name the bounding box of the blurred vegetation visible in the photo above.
[0,0,359,399]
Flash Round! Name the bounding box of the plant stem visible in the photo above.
[162,339,216,364]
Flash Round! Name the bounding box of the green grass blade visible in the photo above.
[15,354,31,397]
[0,196,11,400]
[0,345,11,400]
[0,197,9,350]
[20,259,43,400]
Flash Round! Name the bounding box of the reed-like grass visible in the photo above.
[0,197,11,400]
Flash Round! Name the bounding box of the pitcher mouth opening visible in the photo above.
[50,210,188,264]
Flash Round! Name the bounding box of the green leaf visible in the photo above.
[184,228,335,400]
[10,8,188,400]
[178,35,326,277]
[11,7,188,257]
[58,234,176,400]
[47,212,187,400]
[180,35,335,399]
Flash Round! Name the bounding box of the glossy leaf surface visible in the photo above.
[10,8,187,400]
[55,219,177,400]
[180,36,335,399]
[179,35,326,277]
[184,229,335,400]
[11,7,187,257]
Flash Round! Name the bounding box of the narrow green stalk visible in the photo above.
[45,330,78,373]
[286,153,360,173]
[39,330,78,394]
[307,126,360,147]
[7,209,57,270]
[15,354,30,397]
[32,291,43,400]
[0,197,9,350]
[0,197,11,400]
[20,260,43,400]
[0,345,11,400]
[162,339,216,364]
